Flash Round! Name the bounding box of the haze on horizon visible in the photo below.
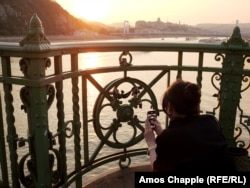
[55,0,250,26]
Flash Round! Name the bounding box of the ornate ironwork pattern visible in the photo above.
[54,55,67,185]
[1,14,250,187]
[235,55,250,149]
[0,93,9,187]
[71,54,82,187]
[1,57,19,187]
[119,51,133,66]
[20,85,55,113]
[18,55,64,187]
[18,147,63,187]
[220,27,249,147]
[93,77,158,148]
[211,53,225,115]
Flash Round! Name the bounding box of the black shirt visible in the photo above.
[154,115,236,172]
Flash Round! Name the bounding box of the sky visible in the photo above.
[55,0,250,26]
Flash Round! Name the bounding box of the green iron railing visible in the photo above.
[0,14,250,187]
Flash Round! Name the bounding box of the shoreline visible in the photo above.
[0,35,125,43]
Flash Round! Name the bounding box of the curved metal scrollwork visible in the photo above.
[19,57,51,77]
[19,58,30,77]
[211,53,224,108]
[210,72,221,114]
[211,72,221,92]
[20,86,31,112]
[93,77,158,148]
[46,85,55,109]
[18,153,34,187]
[241,75,250,92]
[18,148,63,187]
[44,57,51,69]
[19,131,64,187]
[214,53,225,64]
[20,85,55,112]
[236,60,250,149]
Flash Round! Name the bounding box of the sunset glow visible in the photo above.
[72,0,110,21]
[79,53,99,69]
[56,0,250,26]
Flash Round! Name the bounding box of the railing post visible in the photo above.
[0,92,9,187]
[1,56,19,187]
[219,26,248,146]
[19,14,52,187]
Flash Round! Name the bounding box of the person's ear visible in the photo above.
[166,102,172,116]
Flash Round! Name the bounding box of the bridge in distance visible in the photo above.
[112,32,250,39]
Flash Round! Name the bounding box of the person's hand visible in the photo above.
[144,119,158,169]
[153,119,163,136]
[144,118,156,147]
[146,118,163,135]
[144,118,163,147]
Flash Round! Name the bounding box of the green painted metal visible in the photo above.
[1,56,19,187]
[0,14,250,187]
[0,93,9,187]
[54,55,67,186]
[219,26,249,146]
[71,53,82,187]
[18,14,53,187]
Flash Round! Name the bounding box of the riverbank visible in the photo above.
[0,35,124,43]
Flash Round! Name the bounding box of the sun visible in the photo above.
[79,53,99,69]
[73,0,110,22]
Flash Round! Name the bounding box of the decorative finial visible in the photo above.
[19,14,50,52]
[222,24,248,47]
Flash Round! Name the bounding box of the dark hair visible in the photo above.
[162,79,201,116]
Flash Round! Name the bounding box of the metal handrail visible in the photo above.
[0,14,250,187]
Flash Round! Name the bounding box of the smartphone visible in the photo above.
[147,110,157,129]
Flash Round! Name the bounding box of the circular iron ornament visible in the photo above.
[117,104,134,122]
[119,156,131,169]
[119,51,132,66]
[93,77,159,148]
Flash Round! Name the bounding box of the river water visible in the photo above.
[1,37,250,187]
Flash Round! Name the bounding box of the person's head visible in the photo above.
[162,79,201,117]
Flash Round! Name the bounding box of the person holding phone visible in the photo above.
[144,79,236,172]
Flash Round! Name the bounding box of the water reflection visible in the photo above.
[79,52,122,69]
[79,52,99,69]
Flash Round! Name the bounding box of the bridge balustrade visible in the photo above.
[0,14,250,188]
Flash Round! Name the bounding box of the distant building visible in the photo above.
[73,29,98,37]
[124,20,130,34]
[134,17,203,35]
